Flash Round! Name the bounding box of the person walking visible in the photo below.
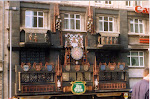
[131,67,149,99]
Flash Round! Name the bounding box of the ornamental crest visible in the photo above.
[65,33,83,48]
[71,81,86,95]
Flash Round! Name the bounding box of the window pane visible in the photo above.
[131,57,139,66]
[129,1,131,6]
[104,22,108,31]
[70,73,76,81]
[140,24,143,33]
[109,17,113,21]
[104,17,108,21]
[139,52,143,56]
[109,22,113,31]
[99,17,103,20]
[38,12,43,16]
[64,19,69,29]
[135,1,137,6]
[34,12,37,16]
[109,1,111,4]
[131,52,138,56]
[135,19,138,23]
[70,14,74,18]
[127,57,130,66]
[130,24,133,32]
[139,20,142,23]
[33,17,37,27]
[127,52,130,55]
[76,20,80,29]
[126,1,128,6]
[25,16,31,27]
[99,22,103,31]
[140,57,143,66]
[135,24,138,33]
[76,15,80,18]
[25,11,32,16]
[64,14,68,18]
[70,19,75,29]
[130,19,133,23]
[38,17,43,27]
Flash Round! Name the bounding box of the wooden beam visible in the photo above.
[96,92,122,97]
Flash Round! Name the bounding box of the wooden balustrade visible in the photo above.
[98,36,119,45]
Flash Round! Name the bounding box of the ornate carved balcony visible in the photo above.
[20,30,51,47]
[97,33,122,49]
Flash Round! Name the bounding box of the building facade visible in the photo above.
[0,1,149,99]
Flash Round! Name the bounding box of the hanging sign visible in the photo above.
[71,81,86,94]
[135,6,149,14]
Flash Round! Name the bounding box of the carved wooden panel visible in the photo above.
[100,83,126,89]
[22,85,54,93]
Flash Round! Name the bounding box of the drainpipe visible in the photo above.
[9,9,12,99]
[2,1,5,99]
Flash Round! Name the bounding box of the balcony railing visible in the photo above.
[25,33,50,43]
[97,33,120,47]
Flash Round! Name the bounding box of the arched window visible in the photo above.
[20,29,25,42]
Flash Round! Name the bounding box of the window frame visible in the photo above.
[127,51,144,67]
[135,1,142,6]
[95,1,102,4]
[130,19,144,34]
[126,1,132,7]
[99,16,114,32]
[25,10,44,28]
[64,13,81,31]
[105,1,112,5]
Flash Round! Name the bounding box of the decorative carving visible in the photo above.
[44,33,49,42]
[65,65,70,71]
[34,34,38,42]
[29,33,32,41]
[65,33,83,48]
[71,47,83,60]
[45,62,54,71]
[83,63,90,71]
[99,62,107,71]
[22,85,54,93]
[118,62,125,70]
[87,3,94,34]
[21,62,31,71]
[108,62,116,70]
[33,62,42,71]
[75,65,80,71]
[100,83,126,89]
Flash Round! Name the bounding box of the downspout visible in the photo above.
[2,1,5,99]
[9,9,12,99]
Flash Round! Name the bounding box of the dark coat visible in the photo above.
[131,79,149,99]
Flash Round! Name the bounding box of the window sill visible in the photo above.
[128,33,149,36]
[62,30,87,33]
[97,31,120,37]
[128,66,144,68]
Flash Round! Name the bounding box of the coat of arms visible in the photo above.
[21,62,31,72]
[45,62,54,71]
[33,62,42,71]
[75,65,80,71]
[65,65,70,71]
